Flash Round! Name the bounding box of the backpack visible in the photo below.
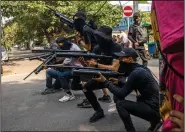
[132,24,148,44]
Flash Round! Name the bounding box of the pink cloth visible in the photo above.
[152,1,184,132]
[152,1,184,54]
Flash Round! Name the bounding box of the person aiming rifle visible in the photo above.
[81,48,161,132]
[41,36,83,103]
[71,26,122,108]
[73,11,98,52]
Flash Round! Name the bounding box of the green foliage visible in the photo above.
[1,1,122,49]
[138,0,149,4]
[139,10,151,24]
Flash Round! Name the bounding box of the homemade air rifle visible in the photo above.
[46,6,73,28]
[72,69,126,78]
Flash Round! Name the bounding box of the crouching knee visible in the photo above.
[46,69,55,76]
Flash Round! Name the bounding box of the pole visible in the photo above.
[133,1,138,13]
[127,17,129,31]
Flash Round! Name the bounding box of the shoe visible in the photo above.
[147,119,163,132]
[89,110,105,123]
[59,94,75,102]
[98,95,112,103]
[41,89,55,95]
[77,99,92,108]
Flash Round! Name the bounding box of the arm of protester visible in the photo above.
[95,71,137,100]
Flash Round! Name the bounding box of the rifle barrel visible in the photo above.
[45,65,112,71]
[56,52,113,59]
[72,69,125,78]
[31,49,87,53]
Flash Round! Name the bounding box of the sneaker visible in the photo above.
[98,95,112,103]
[77,99,92,108]
[59,94,75,102]
[89,110,105,123]
[41,89,55,95]
[147,119,163,132]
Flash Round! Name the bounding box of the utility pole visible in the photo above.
[133,1,138,13]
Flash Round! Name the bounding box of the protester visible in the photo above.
[41,37,83,103]
[116,35,121,43]
[119,30,130,48]
[73,11,97,52]
[73,12,114,106]
[112,35,117,42]
[81,48,161,132]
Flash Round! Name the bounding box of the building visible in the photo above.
[112,17,134,36]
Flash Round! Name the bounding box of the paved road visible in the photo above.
[2,59,159,131]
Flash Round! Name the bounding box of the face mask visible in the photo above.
[118,61,134,76]
[134,19,140,25]
[95,35,112,50]
[73,18,86,35]
[60,41,72,50]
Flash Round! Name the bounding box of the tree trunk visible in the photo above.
[25,42,30,50]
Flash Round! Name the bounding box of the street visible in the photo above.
[2,59,159,131]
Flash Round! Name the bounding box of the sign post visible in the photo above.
[123,6,133,30]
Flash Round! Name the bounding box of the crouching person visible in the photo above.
[41,36,83,102]
[93,48,161,132]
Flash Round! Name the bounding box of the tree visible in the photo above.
[1,1,122,49]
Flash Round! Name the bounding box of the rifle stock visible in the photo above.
[23,54,56,80]
[72,69,125,78]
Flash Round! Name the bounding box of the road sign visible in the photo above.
[123,6,133,17]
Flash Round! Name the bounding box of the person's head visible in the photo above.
[115,48,138,63]
[94,25,113,50]
[55,36,72,50]
[112,35,117,41]
[133,12,141,24]
[73,11,86,36]
[114,48,139,75]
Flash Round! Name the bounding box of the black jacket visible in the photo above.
[92,42,122,65]
[104,64,159,111]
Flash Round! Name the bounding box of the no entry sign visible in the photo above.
[123,6,133,17]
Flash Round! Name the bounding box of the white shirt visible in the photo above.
[62,43,83,67]
[120,32,129,44]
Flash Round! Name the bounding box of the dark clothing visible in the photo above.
[92,42,122,65]
[81,64,160,131]
[137,48,148,66]
[128,24,147,48]
[104,66,159,111]
[46,69,72,92]
[71,42,122,91]
[128,24,148,66]
[83,25,97,51]
[116,100,160,132]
